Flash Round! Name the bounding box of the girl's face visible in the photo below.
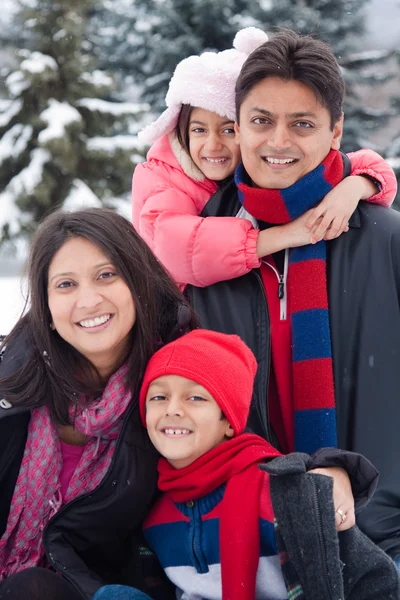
[188,107,242,181]
[47,236,136,378]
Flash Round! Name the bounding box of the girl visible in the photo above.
[132,27,397,288]
[0,208,194,600]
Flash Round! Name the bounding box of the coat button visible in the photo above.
[186,500,194,508]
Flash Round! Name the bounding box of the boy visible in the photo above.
[139,330,398,600]
[94,330,399,600]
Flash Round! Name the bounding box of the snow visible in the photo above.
[53,28,67,42]
[0,147,50,237]
[387,157,400,171]
[6,71,30,97]
[108,196,132,220]
[20,51,58,74]
[80,70,113,88]
[0,190,23,235]
[86,135,140,153]
[0,99,23,127]
[38,99,82,144]
[0,124,33,165]
[77,98,146,116]
[63,179,102,210]
[8,148,50,196]
[0,277,27,335]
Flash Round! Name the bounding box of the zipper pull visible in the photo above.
[278,275,285,299]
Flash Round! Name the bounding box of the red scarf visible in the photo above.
[0,363,131,579]
[158,433,281,600]
[235,150,344,454]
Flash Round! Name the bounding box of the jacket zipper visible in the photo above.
[262,248,289,321]
[43,401,136,596]
[187,500,202,571]
[253,270,272,445]
[310,477,335,599]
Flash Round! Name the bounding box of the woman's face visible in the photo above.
[188,107,242,181]
[47,237,136,378]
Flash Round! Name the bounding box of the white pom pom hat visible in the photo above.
[138,27,268,145]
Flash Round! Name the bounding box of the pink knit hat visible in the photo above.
[138,27,268,145]
[139,329,258,435]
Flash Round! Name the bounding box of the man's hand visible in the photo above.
[308,466,355,531]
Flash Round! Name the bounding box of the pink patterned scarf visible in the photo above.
[0,363,131,579]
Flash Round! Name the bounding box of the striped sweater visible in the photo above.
[143,475,288,600]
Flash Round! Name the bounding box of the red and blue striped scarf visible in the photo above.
[235,149,344,454]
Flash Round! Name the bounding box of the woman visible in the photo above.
[0,207,194,600]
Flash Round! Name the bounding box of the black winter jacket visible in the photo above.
[187,171,400,559]
[0,333,164,600]
[264,453,400,600]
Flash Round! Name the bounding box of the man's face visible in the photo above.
[235,77,343,189]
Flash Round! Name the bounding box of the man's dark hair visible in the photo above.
[235,29,345,130]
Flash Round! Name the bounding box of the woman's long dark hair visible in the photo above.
[0,208,196,424]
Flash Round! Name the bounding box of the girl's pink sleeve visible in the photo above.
[132,162,260,288]
[348,148,397,207]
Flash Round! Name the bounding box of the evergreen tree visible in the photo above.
[101,0,391,148]
[0,0,146,256]
[87,0,251,111]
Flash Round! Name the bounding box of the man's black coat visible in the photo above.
[188,175,400,559]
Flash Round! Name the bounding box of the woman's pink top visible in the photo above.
[60,441,85,500]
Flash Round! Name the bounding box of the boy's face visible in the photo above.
[145,374,234,469]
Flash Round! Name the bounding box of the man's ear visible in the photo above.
[234,121,240,146]
[331,112,344,150]
[225,423,235,438]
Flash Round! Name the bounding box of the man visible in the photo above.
[187,29,400,561]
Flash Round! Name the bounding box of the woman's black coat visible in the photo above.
[0,333,161,600]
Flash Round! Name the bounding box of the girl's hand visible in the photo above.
[304,175,378,243]
[284,209,322,248]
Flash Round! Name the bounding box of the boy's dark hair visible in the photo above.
[176,104,194,155]
[235,29,345,130]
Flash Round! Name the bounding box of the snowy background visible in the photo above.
[0,277,26,334]
[0,0,399,335]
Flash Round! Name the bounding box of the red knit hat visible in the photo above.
[139,329,258,435]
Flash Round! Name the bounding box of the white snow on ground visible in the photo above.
[0,277,27,335]
[39,99,82,143]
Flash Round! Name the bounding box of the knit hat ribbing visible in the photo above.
[139,329,258,435]
[138,27,268,145]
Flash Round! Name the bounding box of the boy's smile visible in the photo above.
[145,374,233,469]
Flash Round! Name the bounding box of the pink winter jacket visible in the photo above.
[132,133,397,288]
